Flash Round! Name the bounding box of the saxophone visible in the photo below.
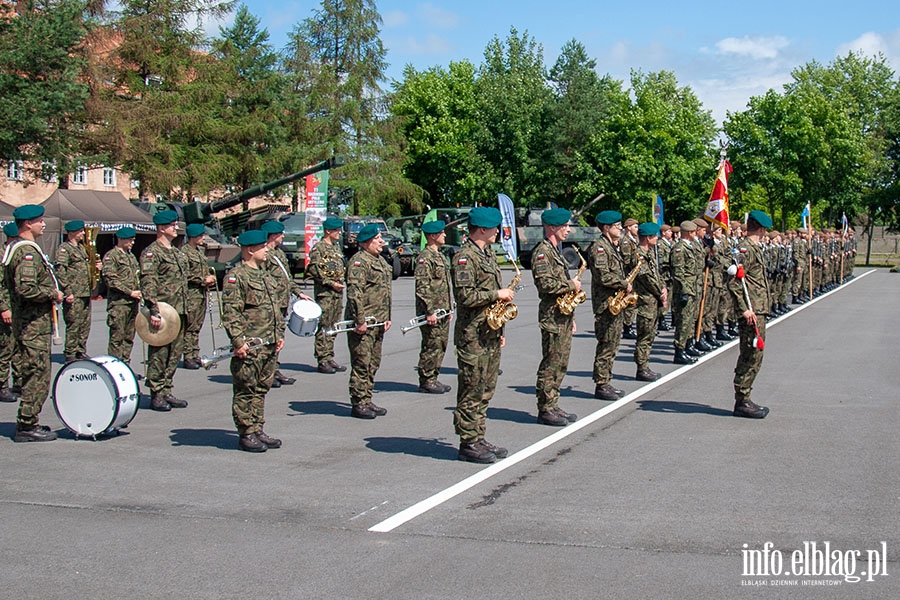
[485,256,521,331]
[607,256,643,315]
[82,226,100,293]
[556,249,587,315]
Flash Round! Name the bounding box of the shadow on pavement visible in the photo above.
[364,436,458,461]
[637,399,733,417]
[288,400,351,417]
[374,380,420,393]
[170,427,238,449]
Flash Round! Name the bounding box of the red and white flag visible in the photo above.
[704,159,732,230]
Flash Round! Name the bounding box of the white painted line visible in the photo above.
[369,270,876,533]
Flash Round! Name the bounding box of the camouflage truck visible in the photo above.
[246,211,307,274]
[342,216,403,280]
[515,207,602,269]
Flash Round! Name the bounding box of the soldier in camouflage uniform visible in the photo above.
[633,223,667,381]
[691,219,714,353]
[531,208,580,426]
[180,223,215,369]
[55,220,96,362]
[140,210,189,411]
[656,224,673,331]
[1,222,21,402]
[102,227,142,363]
[222,229,285,453]
[588,210,629,401]
[671,220,700,364]
[414,220,453,394]
[345,224,392,419]
[3,205,64,441]
[619,218,639,339]
[261,220,313,386]
[306,217,347,374]
[727,210,772,419]
[452,207,512,463]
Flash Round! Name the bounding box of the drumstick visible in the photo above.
[51,304,63,345]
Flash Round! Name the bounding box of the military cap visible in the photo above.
[693,218,709,228]
[3,222,18,237]
[637,222,660,237]
[660,224,672,232]
[797,227,808,233]
[323,217,343,231]
[421,220,446,234]
[261,220,285,234]
[13,204,44,220]
[748,210,773,229]
[356,223,381,243]
[115,226,136,239]
[186,223,205,238]
[680,220,698,232]
[624,217,638,227]
[65,220,85,232]
[153,209,178,225]
[596,210,623,226]
[237,229,267,246]
[672,226,681,233]
[541,208,571,227]
[468,206,502,229]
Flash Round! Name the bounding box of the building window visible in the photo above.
[103,167,116,187]
[6,161,23,181]
[41,161,58,183]
[72,166,87,185]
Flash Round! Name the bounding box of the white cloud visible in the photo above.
[715,36,790,60]
[835,29,900,68]
[419,3,460,29]
[387,34,453,59]
[383,10,409,29]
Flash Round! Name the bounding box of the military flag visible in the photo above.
[801,202,811,229]
[703,159,732,230]
[497,193,517,262]
[653,195,664,226]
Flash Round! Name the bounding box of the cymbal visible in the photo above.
[135,302,181,347]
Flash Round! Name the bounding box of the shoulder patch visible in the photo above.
[596,247,605,253]
[58,247,67,253]
[227,276,236,284]
[457,257,467,265]
[674,248,681,253]
[739,248,748,253]
[535,253,545,260]
[103,256,111,262]
[144,252,153,258]
[353,261,361,267]
[24,254,34,261]
[417,258,425,264]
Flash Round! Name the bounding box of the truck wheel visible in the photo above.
[562,246,581,270]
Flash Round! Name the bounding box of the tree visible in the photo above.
[0,0,94,187]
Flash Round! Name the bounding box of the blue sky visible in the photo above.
[229,0,900,125]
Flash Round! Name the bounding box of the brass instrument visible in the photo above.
[325,316,387,336]
[83,226,101,294]
[400,308,451,334]
[607,256,643,316]
[556,249,587,315]
[200,337,272,370]
[485,256,522,331]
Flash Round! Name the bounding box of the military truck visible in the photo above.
[342,216,403,279]
[514,195,607,269]
[246,211,307,274]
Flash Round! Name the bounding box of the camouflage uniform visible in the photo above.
[222,262,283,436]
[4,241,58,430]
[307,239,345,364]
[55,240,92,360]
[619,232,638,331]
[727,238,771,407]
[181,243,209,362]
[671,238,698,350]
[656,237,673,326]
[414,246,452,386]
[0,239,21,391]
[588,235,627,386]
[452,239,503,444]
[345,250,392,407]
[102,246,141,363]
[633,245,664,371]
[265,245,304,316]
[140,241,188,398]
[531,239,575,412]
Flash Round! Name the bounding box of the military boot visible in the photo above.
[418,380,447,394]
[622,323,637,339]
[694,337,712,352]
[239,432,268,452]
[164,394,188,408]
[350,404,377,419]
[636,367,661,381]
[150,396,172,412]
[727,321,740,337]
[537,410,569,427]
[716,324,734,341]
[733,400,769,419]
[274,370,296,385]
[594,383,620,401]
[458,441,496,464]
[0,388,17,403]
[256,430,282,449]
[673,348,696,365]
[13,425,58,443]
[479,439,509,458]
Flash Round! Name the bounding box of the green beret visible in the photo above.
[237,229,267,246]
[541,208,571,227]
[65,220,85,232]
[356,223,381,243]
[13,204,44,221]
[3,222,18,237]
[185,223,205,238]
[680,220,698,232]
[637,222,660,237]
[596,210,622,226]
[323,217,343,231]
[261,220,285,234]
[468,207,502,229]
[153,210,178,225]
[421,220,446,234]
[116,226,136,239]
[748,210,773,229]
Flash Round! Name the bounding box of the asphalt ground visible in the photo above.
[1,267,898,599]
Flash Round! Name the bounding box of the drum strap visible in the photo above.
[271,253,291,282]
[2,239,62,292]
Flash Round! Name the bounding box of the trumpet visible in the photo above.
[200,337,272,369]
[401,308,451,334]
[325,316,387,336]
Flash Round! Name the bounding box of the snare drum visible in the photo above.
[52,355,139,438]
[288,299,322,337]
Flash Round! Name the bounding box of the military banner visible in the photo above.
[304,170,329,268]
[497,193,517,262]
[703,159,732,230]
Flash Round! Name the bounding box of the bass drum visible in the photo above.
[52,355,139,438]
[288,299,322,337]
